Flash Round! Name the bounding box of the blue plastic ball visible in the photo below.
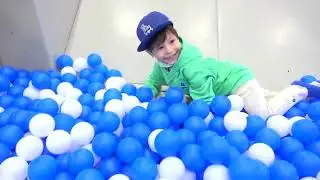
[165,86,184,104]
[130,123,151,145]
[13,96,32,109]
[74,79,90,93]
[79,68,93,79]
[154,129,180,157]
[167,103,189,125]
[55,172,74,180]
[97,157,122,179]
[95,111,120,133]
[87,53,102,68]
[208,116,228,136]
[78,93,94,106]
[89,73,105,83]
[75,168,104,180]
[228,146,241,163]
[38,98,59,116]
[121,83,137,96]
[0,142,10,163]
[147,111,170,130]
[291,150,320,178]
[48,70,61,79]
[28,155,58,180]
[93,65,109,78]
[79,105,92,120]
[8,85,24,97]
[50,78,61,92]
[180,144,206,172]
[14,77,30,88]
[307,102,320,121]
[31,72,51,89]
[307,141,320,157]
[68,149,94,175]
[184,116,207,135]
[269,160,299,180]
[244,114,265,138]
[56,153,70,172]
[0,111,12,127]
[201,135,229,164]
[88,111,102,125]
[17,69,30,78]
[255,128,281,151]
[0,95,14,108]
[177,129,197,147]
[103,88,122,103]
[136,86,153,102]
[61,73,77,84]
[189,99,210,118]
[109,69,122,77]
[147,98,168,113]
[225,130,249,153]
[116,137,144,163]
[292,120,319,144]
[210,96,231,116]
[284,107,305,118]
[300,75,317,83]
[1,66,16,81]
[56,54,73,69]
[10,110,33,132]
[87,82,104,95]
[197,130,217,145]
[92,100,105,112]
[128,106,149,124]
[229,156,270,180]
[295,100,310,113]
[279,137,304,161]
[92,132,118,158]
[54,113,76,133]
[131,157,157,180]
[0,125,24,150]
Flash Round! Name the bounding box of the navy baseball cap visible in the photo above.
[136,11,173,52]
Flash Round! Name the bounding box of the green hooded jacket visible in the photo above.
[144,38,254,103]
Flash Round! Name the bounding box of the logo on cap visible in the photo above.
[140,24,154,36]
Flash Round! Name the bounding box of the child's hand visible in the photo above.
[292,80,320,98]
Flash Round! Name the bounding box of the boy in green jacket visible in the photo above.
[136,11,308,119]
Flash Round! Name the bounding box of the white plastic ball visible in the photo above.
[46,130,72,155]
[23,86,40,100]
[39,89,56,99]
[139,102,149,109]
[204,112,214,126]
[70,122,95,146]
[158,157,186,180]
[109,174,130,180]
[266,115,291,137]
[95,89,106,101]
[148,129,163,152]
[65,88,83,99]
[300,177,316,180]
[0,106,4,113]
[51,94,66,107]
[182,170,196,180]
[224,111,248,131]
[73,57,89,72]
[29,113,55,138]
[0,172,15,180]
[122,95,140,113]
[288,116,305,135]
[56,82,74,96]
[60,66,76,76]
[246,143,275,166]
[114,123,124,137]
[204,164,230,180]
[83,144,101,166]
[61,99,82,118]
[0,156,28,180]
[104,99,125,118]
[105,77,127,90]
[228,94,244,111]
[15,135,43,161]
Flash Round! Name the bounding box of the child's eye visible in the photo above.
[170,39,175,43]
[158,46,164,50]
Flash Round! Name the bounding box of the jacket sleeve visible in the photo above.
[144,64,167,97]
[183,60,217,104]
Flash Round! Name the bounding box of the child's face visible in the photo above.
[150,32,181,65]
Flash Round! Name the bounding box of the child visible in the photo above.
[136,11,308,119]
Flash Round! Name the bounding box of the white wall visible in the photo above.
[0,0,79,69]
[59,0,320,90]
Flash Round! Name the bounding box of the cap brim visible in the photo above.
[137,21,173,52]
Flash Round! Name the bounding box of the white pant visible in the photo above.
[234,79,308,119]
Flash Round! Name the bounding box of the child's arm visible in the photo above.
[292,80,320,98]
[144,64,167,97]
